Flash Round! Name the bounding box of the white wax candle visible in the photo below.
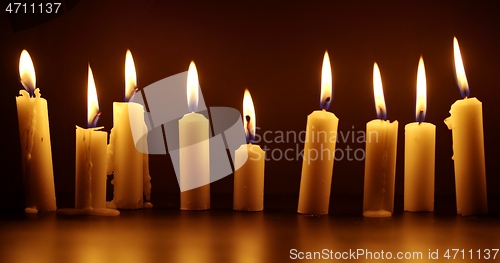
[363,62,398,218]
[404,123,435,211]
[108,102,148,209]
[233,89,265,211]
[443,37,487,216]
[16,50,56,213]
[363,120,398,217]
[444,98,487,215]
[233,144,265,211]
[75,126,107,209]
[404,57,436,212]
[298,52,339,215]
[179,112,210,210]
[107,50,151,209]
[179,61,210,210]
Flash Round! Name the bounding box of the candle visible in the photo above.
[233,89,265,211]
[71,66,118,216]
[297,51,339,215]
[444,37,487,216]
[107,50,152,209]
[179,61,210,210]
[404,57,436,212]
[16,50,56,213]
[363,62,398,218]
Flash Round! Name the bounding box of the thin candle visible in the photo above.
[404,57,436,212]
[297,51,339,215]
[444,37,487,216]
[16,50,56,213]
[363,62,398,218]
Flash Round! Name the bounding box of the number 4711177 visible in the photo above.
[5,3,61,14]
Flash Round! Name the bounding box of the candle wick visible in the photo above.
[91,112,102,128]
[245,115,252,144]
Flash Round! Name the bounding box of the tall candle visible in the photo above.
[107,50,151,209]
[404,57,436,212]
[233,89,265,211]
[16,50,56,213]
[297,51,339,215]
[363,63,398,218]
[444,37,487,216]
[179,61,210,210]
[75,66,108,210]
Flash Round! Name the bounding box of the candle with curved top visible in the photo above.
[297,51,339,215]
[444,37,487,216]
[363,62,398,218]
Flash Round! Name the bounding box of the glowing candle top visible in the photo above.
[125,50,137,102]
[19,50,36,97]
[320,51,333,110]
[187,61,199,113]
[453,37,469,98]
[87,65,100,128]
[373,62,387,120]
[416,57,427,122]
[243,89,256,144]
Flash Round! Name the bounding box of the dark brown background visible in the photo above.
[1,0,500,212]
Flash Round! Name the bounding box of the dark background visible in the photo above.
[1,0,500,212]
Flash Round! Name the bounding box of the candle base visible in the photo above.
[363,209,392,218]
[57,208,120,216]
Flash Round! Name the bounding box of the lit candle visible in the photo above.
[363,62,398,218]
[404,57,436,212]
[179,61,210,210]
[444,37,487,216]
[297,51,339,215]
[233,89,265,211]
[16,50,56,213]
[71,66,118,216]
[107,50,152,209]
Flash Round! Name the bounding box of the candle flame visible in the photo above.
[416,56,427,122]
[87,65,100,128]
[19,50,36,96]
[373,62,387,120]
[453,37,469,98]
[125,50,137,101]
[187,61,199,112]
[320,51,333,110]
[243,89,256,144]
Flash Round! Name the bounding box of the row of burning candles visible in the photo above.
[16,37,486,217]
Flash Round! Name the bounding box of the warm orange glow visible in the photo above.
[320,51,332,110]
[416,57,427,122]
[125,50,137,101]
[19,50,36,94]
[187,61,199,112]
[453,37,469,98]
[373,62,387,120]
[87,65,100,127]
[243,89,256,142]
